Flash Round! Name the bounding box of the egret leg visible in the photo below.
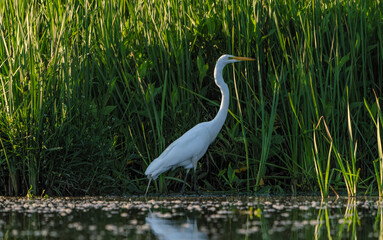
[193,168,199,195]
[144,178,152,197]
[180,169,190,194]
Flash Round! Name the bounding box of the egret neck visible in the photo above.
[208,61,230,139]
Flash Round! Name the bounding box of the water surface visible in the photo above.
[1,195,382,239]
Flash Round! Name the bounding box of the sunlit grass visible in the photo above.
[365,90,383,197]
[313,117,333,198]
[0,0,382,196]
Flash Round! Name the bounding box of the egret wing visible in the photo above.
[145,123,212,179]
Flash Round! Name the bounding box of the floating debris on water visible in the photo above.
[0,196,382,239]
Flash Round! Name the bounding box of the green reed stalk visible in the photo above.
[331,88,360,196]
[313,117,333,199]
[365,91,383,197]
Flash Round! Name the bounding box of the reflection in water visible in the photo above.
[338,198,360,239]
[1,196,383,239]
[314,200,332,240]
[146,210,208,240]
[315,198,370,239]
[377,203,383,240]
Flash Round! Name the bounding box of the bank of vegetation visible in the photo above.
[0,0,382,196]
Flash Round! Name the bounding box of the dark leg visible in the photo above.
[144,178,152,197]
[180,169,190,194]
[193,168,200,195]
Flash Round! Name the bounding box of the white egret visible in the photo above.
[144,54,254,196]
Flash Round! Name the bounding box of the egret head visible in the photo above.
[216,54,255,65]
[214,54,255,84]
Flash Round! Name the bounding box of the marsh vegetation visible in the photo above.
[0,0,382,196]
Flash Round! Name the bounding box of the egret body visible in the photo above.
[144,55,254,196]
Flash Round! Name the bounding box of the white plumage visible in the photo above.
[144,54,254,196]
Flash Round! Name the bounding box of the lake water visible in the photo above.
[0,195,382,239]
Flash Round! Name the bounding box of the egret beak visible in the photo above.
[230,56,255,61]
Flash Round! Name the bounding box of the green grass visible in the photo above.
[366,90,383,197]
[0,0,382,196]
[312,116,333,198]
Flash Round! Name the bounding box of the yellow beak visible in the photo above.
[230,56,255,61]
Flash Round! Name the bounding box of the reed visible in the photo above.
[0,0,382,196]
[313,117,333,198]
[365,90,383,197]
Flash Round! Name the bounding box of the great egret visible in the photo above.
[144,54,254,196]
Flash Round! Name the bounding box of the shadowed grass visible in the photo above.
[0,0,382,196]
